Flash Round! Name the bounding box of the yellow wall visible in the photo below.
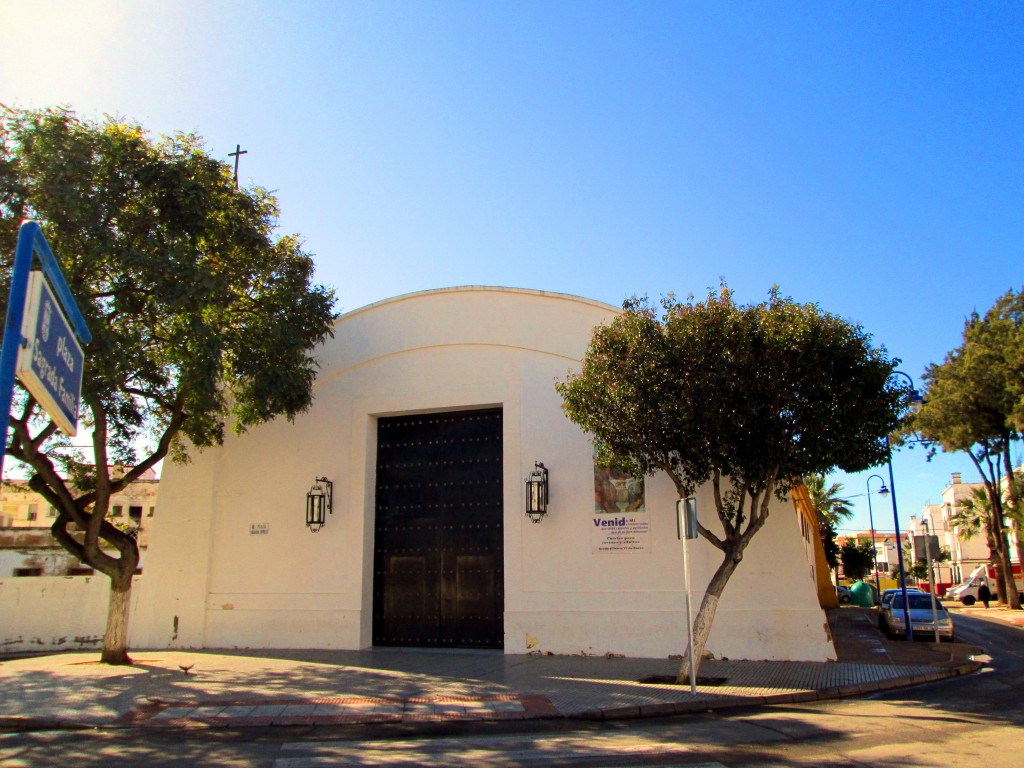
[790,482,839,609]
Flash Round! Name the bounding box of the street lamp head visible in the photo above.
[878,483,890,496]
[891,370,925,413]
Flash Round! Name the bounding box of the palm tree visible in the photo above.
[805,474,854,526]
[952,486,992,539]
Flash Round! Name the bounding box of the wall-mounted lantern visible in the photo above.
[306,476,333,532]
[525,462,548,523]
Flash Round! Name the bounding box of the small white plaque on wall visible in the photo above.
[249,523,270,536]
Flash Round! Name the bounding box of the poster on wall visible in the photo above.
[591,461,650,554]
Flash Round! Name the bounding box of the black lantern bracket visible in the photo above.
[306,476,334,533]
[525,461,549,523]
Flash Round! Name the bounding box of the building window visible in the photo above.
[128,506,143,522]
[67,567,95,576]
[111,505,123,517]
[14,567,43,577]
[26,504,38,522]
[147,506,155,517]
[47,506,57,518]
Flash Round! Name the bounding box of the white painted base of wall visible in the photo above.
[203,608,364,649]
[506,607,836,661]
[707,609,836,662]
[0,576,134,654]
[3,582,835,662]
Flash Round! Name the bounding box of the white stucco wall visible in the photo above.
[0,575,136,652]
[132,286,834,661]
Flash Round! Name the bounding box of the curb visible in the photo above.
[577,660,982,722]
[0,717,95,732]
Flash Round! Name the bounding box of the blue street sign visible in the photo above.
[0,222,91,471]
[15,272,84,436]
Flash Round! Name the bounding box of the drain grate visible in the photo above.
[639,675,727,687]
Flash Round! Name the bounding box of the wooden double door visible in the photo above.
[372,408,504,648]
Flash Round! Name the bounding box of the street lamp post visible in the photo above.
[866,474,886,601]
[884,370,923,642]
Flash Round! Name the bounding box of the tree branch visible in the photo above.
[30,420,59,453]
[14,391,38,425]
[121,385,174,410]
[50,512,86,562]
[82,393,111,562]
[9,422,83,524]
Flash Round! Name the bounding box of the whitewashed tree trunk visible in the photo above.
[677,552,741,684]
[100,576,133,665]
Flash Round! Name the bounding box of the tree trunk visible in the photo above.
[989,504,1021,608]
[992,551,1008,605]
[100,575,134,665]
[1014,520,1024,600]
[984,523,1007,604]
[677,550,742,684]
[996,536,1021,609]
[981,483,1018,608]
[1000,445,1023,608]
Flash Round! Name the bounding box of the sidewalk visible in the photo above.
[946,601,1024,629]
[0,608,981,732]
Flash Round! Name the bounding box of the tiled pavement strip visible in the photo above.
[119,694,559,727]
[0,608,982,730]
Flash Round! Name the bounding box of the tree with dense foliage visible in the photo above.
[804,474,853,571]
[841,539,876,582]
[912,288,1023,609]
[557,286,904,682]
[0,107,336,663]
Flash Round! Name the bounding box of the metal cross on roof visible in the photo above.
[228,143,248,188]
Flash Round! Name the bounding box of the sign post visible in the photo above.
[0,222,91,474]
[918,524,941,645]
[676,496,699,695]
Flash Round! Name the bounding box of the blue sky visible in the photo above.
[3,1,1022,534]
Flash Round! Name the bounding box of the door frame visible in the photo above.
[352,389,521,650]
[370,407,505,648]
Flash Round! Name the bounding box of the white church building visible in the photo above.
[129,286,834,662]
[0,287,833,661]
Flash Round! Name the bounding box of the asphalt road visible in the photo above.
[1,611,1020,767]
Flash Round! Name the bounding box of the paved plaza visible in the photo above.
[0,607,982,731]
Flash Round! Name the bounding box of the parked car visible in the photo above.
[879,592,954,641]
[878,587,922,611]
[836,585,852,604]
